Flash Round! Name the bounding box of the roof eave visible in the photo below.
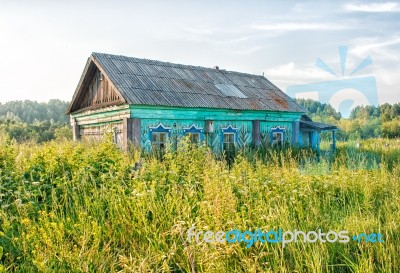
[66,57,92,115]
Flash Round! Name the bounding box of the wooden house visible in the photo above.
[67,53,338,153]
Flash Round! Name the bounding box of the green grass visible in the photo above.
[0,134,399,272]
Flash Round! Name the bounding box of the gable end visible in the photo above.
[67,57,126,114]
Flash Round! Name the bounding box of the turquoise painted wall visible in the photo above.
[130,105,301,152]
[71,105,304,152]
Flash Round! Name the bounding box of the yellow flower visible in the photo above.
[21,218,30,225]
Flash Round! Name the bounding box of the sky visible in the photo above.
[0,0,399,114]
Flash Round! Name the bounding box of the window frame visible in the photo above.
[183,124,203,144]
[221,125,238,152]
[187,132,200,143]
[151,132,168,150]
[270,126,286,147]
[149,123,172,151]
[222,132,235,152]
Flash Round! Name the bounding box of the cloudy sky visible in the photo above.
[1,0,399,112]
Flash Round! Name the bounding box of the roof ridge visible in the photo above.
[91,52,264,78]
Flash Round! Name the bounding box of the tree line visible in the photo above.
[0,99,399,143]
[0,100,71,142]
[296,99,400,140]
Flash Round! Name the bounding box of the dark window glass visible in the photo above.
[151,132,168,151]
[223,133,235,152]
[272,132,283,147]
[187,133,200,143]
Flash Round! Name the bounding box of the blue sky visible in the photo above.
[1,0,399,113]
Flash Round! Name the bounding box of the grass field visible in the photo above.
[0,135,399,272]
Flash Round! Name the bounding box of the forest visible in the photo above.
[0,99,399,143]
[295,99,400,140]
[0,100,71,143]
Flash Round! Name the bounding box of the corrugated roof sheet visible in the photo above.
[300,121,339,131]
[91,52,305,112]
[215,84,247,98]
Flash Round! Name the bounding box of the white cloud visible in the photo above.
[349,35,400,61]
[250,23,344,32]
[264,62,335,88]
[372,67,400,104]
[344,2,400,12]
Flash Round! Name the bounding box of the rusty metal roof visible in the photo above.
[90,52,305,113]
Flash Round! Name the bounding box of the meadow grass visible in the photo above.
[0,134,399,272]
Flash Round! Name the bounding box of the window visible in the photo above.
[183,125,203,144]
[271,126,285,147]
[149,124,171,151]
[221,125,238,160]
[272,132,283,147]
[151,132,168,150]
[187,132,200,143]
[223,133,235,152]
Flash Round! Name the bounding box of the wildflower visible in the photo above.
[21,218,30,225]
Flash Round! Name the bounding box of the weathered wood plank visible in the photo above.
[130,105,302,122]
[122,117,132,150]
[76,68,123,111]
[132,118,141,148]
[72,118,80,141]
[292,121,300,145]
[252,120,261,147]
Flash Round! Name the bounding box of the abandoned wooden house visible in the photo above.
[67,53,338,153]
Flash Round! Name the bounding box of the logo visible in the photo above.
[187,226,384,248]
[286,46,378,118]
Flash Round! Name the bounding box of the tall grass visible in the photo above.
[0,134,399,272]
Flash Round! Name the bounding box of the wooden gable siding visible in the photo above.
[77,68,123,110]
